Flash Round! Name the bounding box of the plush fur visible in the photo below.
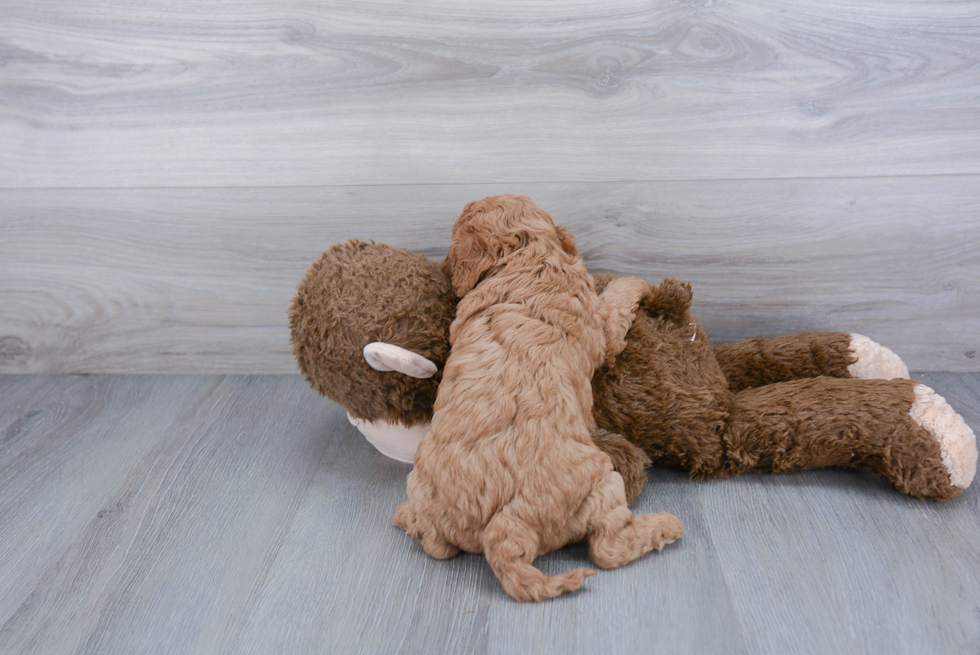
[291,224,977,502]
[710,331,856,393]
[592,274,972,500]
[289,240,456,427]
[588,428,652,504]
[591,275,730,477]
[848,333,911,380]
[908,384,978,489]
[393,196,682,602]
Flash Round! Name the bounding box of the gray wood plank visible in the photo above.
[698,473,980,655]
[0,376,336,655]
[220,412,499,655]
[1,1,979,187]
[0,374,977,653]
[0,375,211,629]
[481,470,746,655]
[2,177,977,374]
[227,441,742,655]
[0,376,58,438]
[696,373,980,655]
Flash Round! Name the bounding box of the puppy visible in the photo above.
[393,195,683,602]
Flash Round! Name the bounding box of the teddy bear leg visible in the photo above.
[714,332,909,393]
[846,333,910,380]
[721,377,976,500]
[906,384,977,492]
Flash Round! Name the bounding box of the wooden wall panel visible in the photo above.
[1,0,979,187]
[1,0,977,372]
[2,177,977,373]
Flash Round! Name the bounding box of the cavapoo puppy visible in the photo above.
[393,195,683,602]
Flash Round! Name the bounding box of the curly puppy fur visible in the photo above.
[393,196,682,602]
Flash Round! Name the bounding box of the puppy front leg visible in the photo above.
[598,276,651,366]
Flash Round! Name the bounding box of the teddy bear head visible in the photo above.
[289,240,457,461]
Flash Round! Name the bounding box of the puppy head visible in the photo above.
[441,195,578,296]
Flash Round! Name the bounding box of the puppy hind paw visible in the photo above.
[909,384,978,490]
[848,334,910,380]
[641,512,684,551]
[392,501,413,529]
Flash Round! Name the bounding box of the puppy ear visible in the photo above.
[441,227,496,297]
[555,225,578,256]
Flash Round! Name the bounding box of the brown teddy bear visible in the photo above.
[290,239,977,502]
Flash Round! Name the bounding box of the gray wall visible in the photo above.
[1,1,978,373]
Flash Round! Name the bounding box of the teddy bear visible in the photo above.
[290,239,977,502]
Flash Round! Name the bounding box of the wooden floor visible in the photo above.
[1,373,978,654]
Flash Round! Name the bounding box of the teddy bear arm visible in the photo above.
[589,426,651,505]
[640,277,693,324]
[713,332,858,393]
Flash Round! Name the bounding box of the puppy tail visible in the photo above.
[483,511,597,602]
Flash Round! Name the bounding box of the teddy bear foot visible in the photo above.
[908,384,978,492]
[848,334,910,380]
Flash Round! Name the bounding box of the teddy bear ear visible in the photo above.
[362,342,438,379]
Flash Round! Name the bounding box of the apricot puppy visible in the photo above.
[393,195,682,602]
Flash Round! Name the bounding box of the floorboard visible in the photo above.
[0,376,211,629]
[0,377,338,655]
[0,374,977,654]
